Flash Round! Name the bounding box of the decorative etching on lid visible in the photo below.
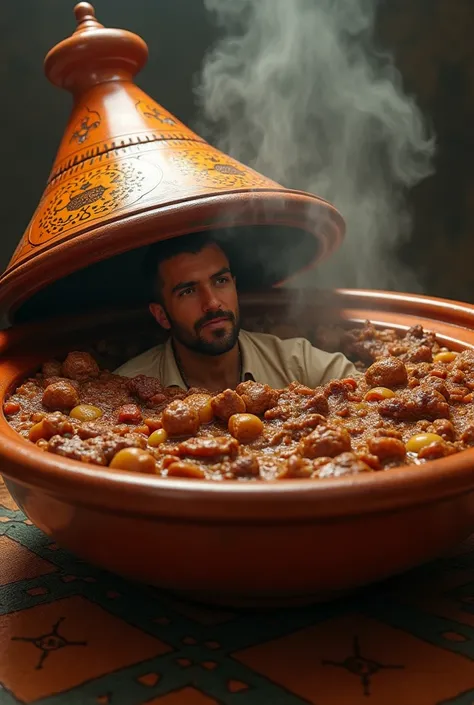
[28,158,162,245]
[168,145,273,189]
[69,108,102,144]
[135,100,177,127]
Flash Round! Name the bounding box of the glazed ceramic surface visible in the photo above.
[0,3,344,325]
[2,290,474,607]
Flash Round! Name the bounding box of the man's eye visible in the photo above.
[216,277,230,286]
[179,288,194,297]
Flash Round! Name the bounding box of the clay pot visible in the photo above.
[2,4,474,607]
[2,289,474,608]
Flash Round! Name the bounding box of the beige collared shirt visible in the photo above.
[115,329,357,389]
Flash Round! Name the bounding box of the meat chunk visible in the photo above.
[418,440,457,461]
[177,436,239,458]
[47,432,145,466]
[41,360,63,379]
[281,455,315,479]
[408,345,433,363]
[42,381,79,412]
[299,425,351,459]
[235,381,278,415]
[211,389,246,423]
[461,424,474,446]
[62,352,100,380]
[452,350,474,374]
[302,393,330,415]
[367,436,406,461]
[127,375,163,402]
[117,404,142,425]
[161,399,200,437]
[430,418,455,442]
[228,455,260,478]
[379,388,450,422]
[317,452,374,478]
[422,376,449,400]
[365,357,408,389]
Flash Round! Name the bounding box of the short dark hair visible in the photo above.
[143,233,229,302]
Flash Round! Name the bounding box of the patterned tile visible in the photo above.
[233,613,474,705]
[0,595,172,703]
[0,535,57,586]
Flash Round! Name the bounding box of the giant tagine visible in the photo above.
[2,3,474,608]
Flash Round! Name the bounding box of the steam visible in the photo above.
[194,0,435,291]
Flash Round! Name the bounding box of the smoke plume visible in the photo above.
[194,0,435,291]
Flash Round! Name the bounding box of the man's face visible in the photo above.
[149,243,240,356]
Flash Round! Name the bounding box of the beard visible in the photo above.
[166,308,241,356]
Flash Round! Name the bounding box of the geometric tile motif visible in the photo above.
[232,613,474,705]
[3,475,474,705]
[0,596,171,703]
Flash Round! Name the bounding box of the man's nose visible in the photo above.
[201,287,221,312]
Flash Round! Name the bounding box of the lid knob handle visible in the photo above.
[73,2,104,33]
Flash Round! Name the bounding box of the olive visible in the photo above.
[70,404,103,422]
[109,447,157,474]
[228,413,264,443]
[185,393,214,424]
[433,351,458,364]
[406,433,444,454]
[148,428,168,447]
[364,387,395,402]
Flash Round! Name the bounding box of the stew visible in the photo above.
[4,322,474,481]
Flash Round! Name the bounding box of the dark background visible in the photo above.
[1,0,473,303]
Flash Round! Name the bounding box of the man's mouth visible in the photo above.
[200,317,231,330]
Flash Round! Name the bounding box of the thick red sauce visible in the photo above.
[5,322,474,481]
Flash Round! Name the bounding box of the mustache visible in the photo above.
[195,310,235,332]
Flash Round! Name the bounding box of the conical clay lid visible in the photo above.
[0,3,345,324]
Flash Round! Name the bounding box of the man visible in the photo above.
[115,233,357,392]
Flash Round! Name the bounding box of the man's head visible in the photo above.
[145,234,240,356]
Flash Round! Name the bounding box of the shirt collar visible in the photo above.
[161,331,256,389]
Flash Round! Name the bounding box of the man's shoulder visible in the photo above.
[114,342,166,378]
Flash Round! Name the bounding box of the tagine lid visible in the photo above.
[0,3,345,324]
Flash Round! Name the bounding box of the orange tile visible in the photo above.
[233,613,474,705]
[144,687,219,704]
[0,596,171,703]
[0,536,57,586]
